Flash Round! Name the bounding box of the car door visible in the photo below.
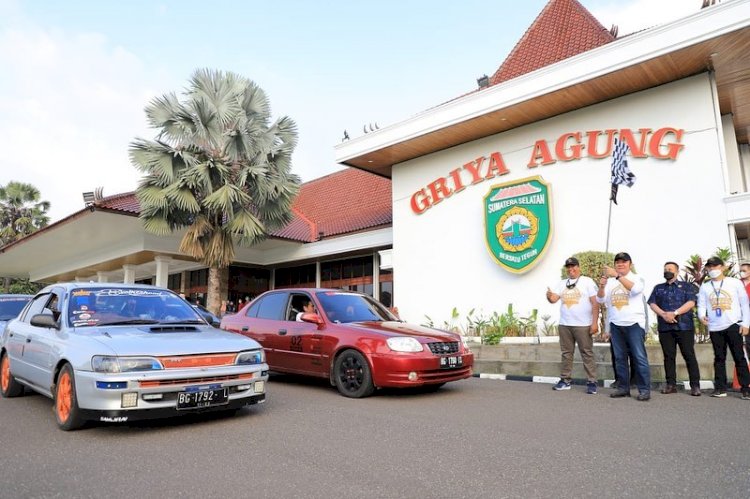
[278,292,326,376]
[5,292,52,385]
[21,289,64,392]
[248,292,290,369]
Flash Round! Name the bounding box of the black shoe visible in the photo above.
[636,392,651,401]
[711,389,727,398]
[690,387,702,396]
[610,390,630,398]
[742,389,750,400]
[660,384,677,394]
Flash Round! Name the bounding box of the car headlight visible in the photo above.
[386,337,424,352]
[235,349,265,365]
[92,356,163,373]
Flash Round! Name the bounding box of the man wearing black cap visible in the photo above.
[697,256,750,399]
[597,252,652,401]
[546,257,600,394]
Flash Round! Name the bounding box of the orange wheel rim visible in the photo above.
[1,356,9,392]
[56,372,72,422]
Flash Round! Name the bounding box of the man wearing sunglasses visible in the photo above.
[546,257,600,394]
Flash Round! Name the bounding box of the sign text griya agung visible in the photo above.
[409,127,684,215]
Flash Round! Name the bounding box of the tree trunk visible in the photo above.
[3,276,9,293]
[207,267,222,316]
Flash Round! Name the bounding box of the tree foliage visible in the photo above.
[0,181,50,247]
[129,69,300,313]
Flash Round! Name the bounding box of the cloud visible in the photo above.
[587,0,702,35]
[0,18,167,222]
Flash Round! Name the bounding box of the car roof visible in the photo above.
[38,283,172,293]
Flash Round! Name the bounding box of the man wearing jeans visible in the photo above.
[697,256,750,399]
[648,261,702,396]
[597,252,651,401]
[546,257,599,394]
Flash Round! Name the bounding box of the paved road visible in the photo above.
[1,376,748,498]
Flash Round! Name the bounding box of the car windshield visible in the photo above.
[0,296,32,321]
[315,292,395,324]
[68,287,203,328]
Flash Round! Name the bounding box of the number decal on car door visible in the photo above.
[290,335,303,352]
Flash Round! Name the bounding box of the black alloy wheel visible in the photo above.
[333,349,375,398]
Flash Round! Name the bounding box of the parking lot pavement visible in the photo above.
[1,376,749,498]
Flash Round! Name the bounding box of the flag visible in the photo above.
[610,138,635,205]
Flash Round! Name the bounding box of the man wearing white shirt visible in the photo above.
[697,256,750,399]
[597,252,651,401]
[546,257,599,394]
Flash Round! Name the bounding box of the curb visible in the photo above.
[473,373,717,390]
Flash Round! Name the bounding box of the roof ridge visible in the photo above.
[490,0,615,86]
[291,206,318,242]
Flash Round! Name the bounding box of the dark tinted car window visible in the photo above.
[256,293,287,320]
[315,292,394,323]
[0,296,32,321]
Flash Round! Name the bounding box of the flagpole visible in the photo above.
[605,198,613,254]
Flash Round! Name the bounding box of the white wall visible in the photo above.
[391,73,729,327]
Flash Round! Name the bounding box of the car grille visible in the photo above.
[427,341,459,355]
[138,372,254,388]
[157,353,237,369]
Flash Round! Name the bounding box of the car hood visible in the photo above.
[80,325,261,356]
[347,321,460,342]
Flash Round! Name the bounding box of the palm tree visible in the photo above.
[0,181,50,292]
[0,181,51,247]
[129,69,300,315]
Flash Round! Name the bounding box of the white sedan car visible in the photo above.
[0,283,268,430]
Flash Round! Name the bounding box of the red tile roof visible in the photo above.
[490,0,615,86]
[95,168,392,243]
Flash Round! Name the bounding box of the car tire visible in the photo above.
[0,352,24,398]
[333,349,375,398]
[54,363,85,431]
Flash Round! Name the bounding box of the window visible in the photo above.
[286,293,314,322]
[256,292,288,320]
[274,264,316,289]
[320,256,374,296]
[245,299,261,318]
[167,273,182,291]
[22,294,51,322]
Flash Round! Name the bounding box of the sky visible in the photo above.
[0,0,699,222]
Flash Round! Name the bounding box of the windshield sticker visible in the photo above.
[78,313,91,320]
[94,289,167,297]
[80,305,88,311]
[0,297,30,302]
[72,290,92,297]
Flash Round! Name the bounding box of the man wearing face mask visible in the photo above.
[597,252,651,401]
[697,257,750,399]
[741,263,750,368]
[546,257,600,394]
[648,262,701,396]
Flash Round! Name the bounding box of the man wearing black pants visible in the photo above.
[648,261,701,396]
[697,257,750,399]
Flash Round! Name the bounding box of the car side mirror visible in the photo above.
[211,318,221,327]
[30,313,59,329]
[300,313,324,326]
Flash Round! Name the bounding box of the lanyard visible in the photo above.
[710,280,724,316]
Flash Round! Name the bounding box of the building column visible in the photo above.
[372,253,379,300]
[96,272,109,283]
[154,256,171,288]
[123,265,136,284]
[315,261,321,288]
[180,271,188,294]
[270,268,275,290]
[75,276,88,283]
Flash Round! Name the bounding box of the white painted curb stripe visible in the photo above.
[532,376,559,384]
[479,373,506,380]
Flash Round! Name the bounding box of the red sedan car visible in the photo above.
[220,289,473,398]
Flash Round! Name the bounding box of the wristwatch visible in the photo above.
[674,311,680,317]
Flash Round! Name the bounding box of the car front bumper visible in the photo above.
[369,352,474,387]
[73,364,269,419]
